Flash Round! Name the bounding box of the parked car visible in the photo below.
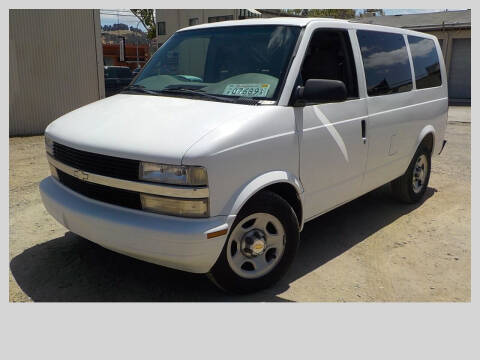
[104,66,133,97]
[41,18,448,293]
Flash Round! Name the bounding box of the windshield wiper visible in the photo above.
[158,88,238,103]
[123,85,257,104]
[122,85,162,95]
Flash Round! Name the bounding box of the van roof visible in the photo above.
[178,17,438,40]
[178,17,348,31]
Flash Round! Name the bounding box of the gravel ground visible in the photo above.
[9,123,470,302]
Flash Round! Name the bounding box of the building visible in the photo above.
[10,9,105,136]
[355,10,471,104]
[154,9,261,47]
[103,43,150,70]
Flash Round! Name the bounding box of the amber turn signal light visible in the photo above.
[207,229,228,239]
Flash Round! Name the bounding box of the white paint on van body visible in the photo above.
[41,18,448,273]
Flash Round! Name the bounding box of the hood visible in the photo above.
[46,94,263,164]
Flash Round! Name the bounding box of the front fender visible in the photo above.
[222,170,304,220]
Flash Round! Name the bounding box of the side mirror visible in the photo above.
[295,79,347,106]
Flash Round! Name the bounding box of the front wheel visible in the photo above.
[208,191,300,294]
[391,145,431,203]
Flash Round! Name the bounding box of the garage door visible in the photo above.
[448,38,471,104]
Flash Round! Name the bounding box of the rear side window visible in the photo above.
[357,30,413,96]
[408,35,442,89]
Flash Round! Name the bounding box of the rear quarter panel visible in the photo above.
[355,26,448,192]
[405,34,448,160]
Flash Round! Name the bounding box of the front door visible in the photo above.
[296,29,369,220]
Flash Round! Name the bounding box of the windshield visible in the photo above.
[133,25,301,101]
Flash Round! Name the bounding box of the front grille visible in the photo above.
[53,142,139,181]
[57,169,142,210]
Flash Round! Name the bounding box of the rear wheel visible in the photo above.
[391,145,431,203]
[208,191,299,294]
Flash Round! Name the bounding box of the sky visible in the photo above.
[100,9,452,29]
[100,9,147,31]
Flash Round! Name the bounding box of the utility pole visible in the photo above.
[135,19,141,68]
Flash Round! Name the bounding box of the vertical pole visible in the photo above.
[93,10,105,98]
[136,19,140,68]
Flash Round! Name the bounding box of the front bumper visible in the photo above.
[39,176,234,273]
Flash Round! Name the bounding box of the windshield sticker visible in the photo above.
[223,83,270,97]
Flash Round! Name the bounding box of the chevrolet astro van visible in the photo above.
[40,18,448,293]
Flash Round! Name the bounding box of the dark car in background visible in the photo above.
[104,66,133,97]
[132,67,142,77]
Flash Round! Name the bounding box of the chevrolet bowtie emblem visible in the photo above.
[73,169,89,181]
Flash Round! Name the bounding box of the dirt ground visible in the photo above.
[9,122,470,302]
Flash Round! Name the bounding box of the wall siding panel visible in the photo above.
[9,9,104,136]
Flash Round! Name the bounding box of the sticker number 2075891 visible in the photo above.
[223,83,271,97]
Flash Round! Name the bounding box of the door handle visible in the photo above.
[361,119,367,144]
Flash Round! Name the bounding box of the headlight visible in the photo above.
[139,162,208,186]
[45,136,54,156]
[140,194,209,218]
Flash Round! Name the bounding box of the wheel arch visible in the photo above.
[415,126,436,157]
[225,171,305,230]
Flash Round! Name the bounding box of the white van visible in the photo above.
[40,18,448,293]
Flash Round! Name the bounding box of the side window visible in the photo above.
[357,30,413,96]
[189,18,199,26]
[408,35,442,89]
[157,22,166,36]
[300,29,358,98]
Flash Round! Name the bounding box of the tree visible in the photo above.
[284,9,356,19]
[130,9,156,39]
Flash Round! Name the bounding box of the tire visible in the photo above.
[208,191,300,294]
[391,145,431,203]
